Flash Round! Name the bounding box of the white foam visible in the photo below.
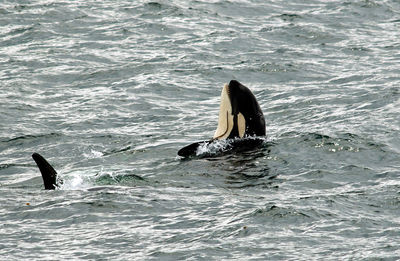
[196,139,230,156]
[57,171,91,190]
[83,149,104,159]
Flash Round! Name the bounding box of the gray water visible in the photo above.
[1,0,400,260]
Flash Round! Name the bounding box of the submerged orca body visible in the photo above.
[178,80,266,157]
[32,80,265,188]
[32,153,59,190]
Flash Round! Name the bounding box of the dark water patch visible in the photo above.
[137,1,185,20]
[102,145,135,156]
[0,163,15,170]
[255,62,298,73]
[0,7,10,15]
[0,133,63,155]
[0,163,34,172]
[0,24,35,39]
[11,197,125,223]
[0,24,38,47]
[295,132,391,154]
[224,170,277,189]
[176,145,282,191]
[249,204,316,225]
[1,132,61,144]
[278,13,302,22]
[146,2,163,9]
[95,172,145,186]
[5,176,45,190]
[374,170,400,180]
[328,74,372,84]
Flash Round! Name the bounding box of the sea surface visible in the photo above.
[1,0,400,260]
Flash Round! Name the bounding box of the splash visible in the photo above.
[196,139,231,156]
[83,149,104,159]
[195,137,266,157]
[57,171,93,190]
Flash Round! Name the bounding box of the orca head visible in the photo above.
[177,80,266,157]
[213,80,265,140]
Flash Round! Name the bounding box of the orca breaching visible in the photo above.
[32,80,266,190]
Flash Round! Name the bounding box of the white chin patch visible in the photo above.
[213,84,233,140]
[213,84,247,140]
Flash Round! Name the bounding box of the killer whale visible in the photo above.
[31,80,265,188]
[32,152,144,190]
[178,80,266,157]
[32,152,59,190]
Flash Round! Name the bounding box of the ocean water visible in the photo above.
[1,0,400,259]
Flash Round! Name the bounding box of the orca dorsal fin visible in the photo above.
[32,153,58,190]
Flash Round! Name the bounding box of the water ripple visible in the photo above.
[1,0,400,259]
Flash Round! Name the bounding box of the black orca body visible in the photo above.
[178,80,266,157]
[32,153,59,190]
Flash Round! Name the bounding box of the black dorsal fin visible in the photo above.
[32,153,58,190]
